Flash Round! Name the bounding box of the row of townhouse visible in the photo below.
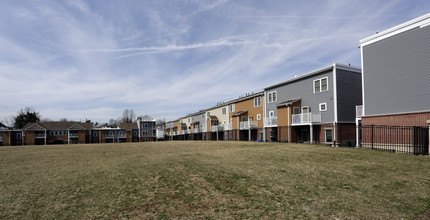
[163,63,362,145]
[0,119,158,146]
[163,12,430,154]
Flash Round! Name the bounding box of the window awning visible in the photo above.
[276,98,301,107]
[232,110,248,117]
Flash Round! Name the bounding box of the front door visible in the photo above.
[301,129,309,142]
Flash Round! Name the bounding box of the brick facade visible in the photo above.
[362,111,430,127]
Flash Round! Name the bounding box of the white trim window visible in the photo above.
[257,114,261,120]
[269,111,274,117]
[314,77,329,93]
[222,107,226,114]
[325,129,333,143]
[254,96,261,107]
[268,91,277,103]
[230,104,235,112]
[293,106,300,114]
[207,112,210,117]
[319,103,327,111]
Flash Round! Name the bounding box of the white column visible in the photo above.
[287,107,290,143]
[68,130,70,144]
[263,127,266,142]
[356,119,361,148]
[310,124,313,144]
[248,121,251,141]
[44,130,47,145]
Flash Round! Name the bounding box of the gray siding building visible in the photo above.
[263,63,361,144]
[359,13,430,126]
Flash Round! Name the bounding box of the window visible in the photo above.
[268,91,277,103]
[325,129,333,143]
[257,114,261,120]
[207,112,210,117]
[230,104,235,112]
[143,123,148,128]
[241,116,247,122]
[269,111,274,117]
[293,107,300,114]
[223,120,226,124]
[222,107,226,114]
[188,118,191,123]
[143,131,148,136]
[314,77,329,93]
[254,97,261,107]
[319,103,327,111]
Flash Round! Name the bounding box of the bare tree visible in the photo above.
[121,109,136,123]
[156,118,166,126]
[59,118,68,122]
[138,115,154,121]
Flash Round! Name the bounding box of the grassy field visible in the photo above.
[1,141,430,219]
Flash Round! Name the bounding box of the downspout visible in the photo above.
[263,90,267,142]
[287,105,290,143]
[333,63,338,146]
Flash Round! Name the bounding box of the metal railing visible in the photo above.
[69,133,79,138]
[226,123,232,130]
[264,117,277,127]
[211,125,224,132]
[240,121,257,130]
[356,105,363,118]
[165,122,174,129]
[118,133,126,138]
[291,113,321,125]
[193,127,200,133]
[35,133,46,138]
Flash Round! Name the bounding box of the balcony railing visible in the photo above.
[291,113,321,125]
[35,133,46,138]
[173,131,178,136]
[69,133,79,138]
[0,136,3,142]
[240,121,257,130]
[106,133,114,138]
[264,117,278,127]
[225,123,232,130]
[165,123,174,129]
[211,125,224,132]
[356,105,363,118]
[118,133,126,138]
[193,127,200,133]
[201,125,207,133]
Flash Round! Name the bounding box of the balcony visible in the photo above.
[225,123,232,130]
[211,125,224,132]
[356,105,363,118]
[240,121,257,130]
[118,133,126,138]
[193,127,200,133]
[69,132,79,138]
[165,123,174,129]
[291,113,321,125]
[264,117,278,127]
[35,132,46,138]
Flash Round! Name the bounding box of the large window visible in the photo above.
[230,104,235,112]
[222,107,226,114]
[254,97,261,107]
[314,77,328,93]
[268,91,277,103]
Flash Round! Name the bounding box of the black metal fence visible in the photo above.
[359,125,429,155]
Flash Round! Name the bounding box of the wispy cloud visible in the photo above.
[0,0,429,122]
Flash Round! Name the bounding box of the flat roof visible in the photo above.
[264,63,360,90]
[360,12,430,47]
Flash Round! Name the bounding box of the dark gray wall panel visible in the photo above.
[363,26,430,116]
[336,69,362,122]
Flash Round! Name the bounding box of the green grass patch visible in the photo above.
[1,141,430,219]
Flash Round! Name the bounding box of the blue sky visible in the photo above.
[1,0,429,124]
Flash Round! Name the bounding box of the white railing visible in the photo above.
[240,121,257,130]
[211,125,224,132]
[291,113,321,125]
[225,123,232,130]
[165,123,174,129]
[201,125,207,133]
[173,131,178,136]
[264,117,278,127]
[69,133,79,138]
[106,133,114,138]
[356,105,363,118]
[0,136,3,142]
[118,133,126,138]
[193,127,200,133]
[35,133,46,138]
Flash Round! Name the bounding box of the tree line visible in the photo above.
[1,107,164,129]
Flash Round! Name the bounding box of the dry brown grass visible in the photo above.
[1,141,430,219]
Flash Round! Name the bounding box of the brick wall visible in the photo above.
[362,111,430,127]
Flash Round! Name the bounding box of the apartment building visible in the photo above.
[263,63,362,145]
[205,103,230,141]
[227,92,265,141]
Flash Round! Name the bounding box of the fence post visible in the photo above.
[371,125,374,150]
